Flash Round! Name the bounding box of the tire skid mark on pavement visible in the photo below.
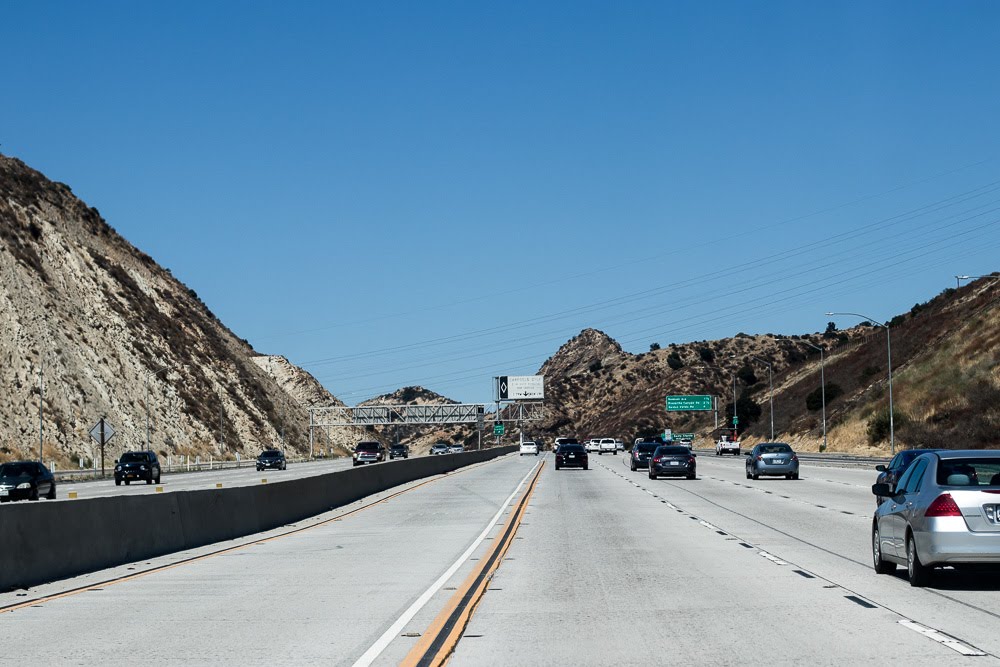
[599,463,995,660]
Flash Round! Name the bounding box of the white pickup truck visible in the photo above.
[715,437,741,456]
[598,438,617,455]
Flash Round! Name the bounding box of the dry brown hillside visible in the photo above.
[532,277,999,455]
[358,386,479,453]
[0,154,327,467]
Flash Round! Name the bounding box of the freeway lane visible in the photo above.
[451,455,999,665]
[4,452,999,665]
[54,457,356,500]
[0,454,539,666]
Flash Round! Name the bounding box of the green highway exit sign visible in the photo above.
[494,423,505,436]
[666,395,713,411]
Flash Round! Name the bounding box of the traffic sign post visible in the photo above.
[89,417,116,477]
[666,395,713,411]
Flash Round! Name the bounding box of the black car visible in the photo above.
[629,442,659,470]
[0,461,56,502]
[874,448,939,505]
[257,449,286,471]
[555,444,588,470]
[649,446,697,480]
[114,451,161,486]
[389,443,409,459]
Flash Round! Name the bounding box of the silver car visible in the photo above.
[745,442,800,480]
[872,450,1000,586]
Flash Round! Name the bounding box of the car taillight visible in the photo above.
[791,455,798,462]
[653,457,661,464]
[756,455,763,461]
[688,457,695,465]
[925,493,962,517]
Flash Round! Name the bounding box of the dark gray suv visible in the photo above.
[115,451,161,485]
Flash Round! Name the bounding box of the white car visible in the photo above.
[615,439,625,452]
[519,441,539,456]
[716,438,741,456]
[585,440,601,453]
[599,438,617,455]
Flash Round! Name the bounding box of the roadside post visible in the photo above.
[89,417,116,478]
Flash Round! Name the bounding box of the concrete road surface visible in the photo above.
[2,453,998,665]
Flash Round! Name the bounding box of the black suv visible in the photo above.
[389,443,409,460]
[115,451,161,485]
[257,449,287,471]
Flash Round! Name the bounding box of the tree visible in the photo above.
[736,365,757,386]
[649,342,661,351]
[724,394,762,434]
[667,351,683,370]
[698,346,715,363]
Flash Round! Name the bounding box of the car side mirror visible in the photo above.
[114,459,119,464]
[871,482,893,497]
[875,464,886,472]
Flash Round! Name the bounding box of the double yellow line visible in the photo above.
[401,461,544,667]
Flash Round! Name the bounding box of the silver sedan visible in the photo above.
[872,450,1000,586]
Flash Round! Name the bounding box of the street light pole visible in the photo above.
[145,366,170,451]
[750,357,774,441]
[803,342,827,452]
[39,358,44,462]
[827,311,894,455]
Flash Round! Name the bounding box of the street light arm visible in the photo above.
[826,311,886,329]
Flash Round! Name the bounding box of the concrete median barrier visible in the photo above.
[1,446,516,592]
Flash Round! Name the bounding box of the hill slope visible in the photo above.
[0,154,326,465]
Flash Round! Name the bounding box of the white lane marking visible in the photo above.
[351,460,541,667]
[758,551,788,566]
[699,520,720,531]
[898,620,986,656]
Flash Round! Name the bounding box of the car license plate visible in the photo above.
[670,461,679,465]
[568,455,576,459]
[0,488,8,496]
[772,459,784,464]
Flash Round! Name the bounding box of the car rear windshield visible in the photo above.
[120,453,146,463]
[261,450,281,457]
[936,459,1000,487]
[356,443,380,452]
[556,438,580,445]
[759,444,792,454]
[0,463,36,476]
[560,444,585,453]
[636,444,658,453]
[655,446,690,455]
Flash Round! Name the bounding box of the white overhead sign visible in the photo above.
[497,375,545,401]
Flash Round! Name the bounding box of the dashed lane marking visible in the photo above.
[898,620,987,657]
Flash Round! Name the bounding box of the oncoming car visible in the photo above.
[430,443,450,455]
[0,461,56,502]
[256,449,286,471]
[353,441,385,466]
[872,450,1000,586]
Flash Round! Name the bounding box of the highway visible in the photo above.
[51,457,356,500]
[3,452,999,665]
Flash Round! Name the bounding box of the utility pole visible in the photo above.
[39,358,44,462]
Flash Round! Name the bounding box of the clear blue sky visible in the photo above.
[3,1,998,405]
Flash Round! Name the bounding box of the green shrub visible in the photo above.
[737,365,757,385]
[667,352,683,370]
[588,360,602,373]
[698,347,715,363]
[867,408,910,445]
[649,342,661,351]
[806,383,843,411]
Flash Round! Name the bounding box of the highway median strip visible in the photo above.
[399,461,544,667]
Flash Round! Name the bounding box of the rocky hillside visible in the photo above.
[0,154,324,466]
[533,277,999,454]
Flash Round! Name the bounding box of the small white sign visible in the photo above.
[497,375,545,401]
